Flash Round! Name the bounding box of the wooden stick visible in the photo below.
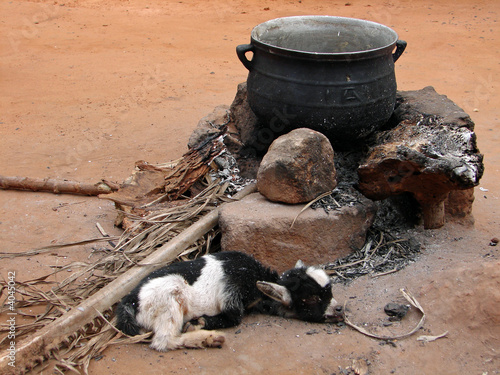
[0,175,119,196]
[95,222,117,248]
[0,183,256,375]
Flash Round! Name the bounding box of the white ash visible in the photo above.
[325,228,421,284]
[210,151,256,197]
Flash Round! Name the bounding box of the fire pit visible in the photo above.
[189,81,483,271]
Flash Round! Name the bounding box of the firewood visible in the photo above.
[0,175,118,196]
[101,126,227,208]
[0,127,225,202]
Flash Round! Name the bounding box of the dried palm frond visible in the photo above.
[0,174,236,374]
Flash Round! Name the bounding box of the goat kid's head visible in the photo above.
[257,260,344,323]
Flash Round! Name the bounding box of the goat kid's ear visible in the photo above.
[295,260,305,268]
[256,281,292,307]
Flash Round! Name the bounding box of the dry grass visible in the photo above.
[0,175,229,374]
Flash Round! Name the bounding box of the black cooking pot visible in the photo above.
[236,16,407,149]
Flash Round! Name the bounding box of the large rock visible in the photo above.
[187,104,229,149]
[219,192,376,272]
[229,82,259,149]
[358,86,484,229]
[257,128,337,204]
[392,86,475,130]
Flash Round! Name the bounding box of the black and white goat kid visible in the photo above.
[115,251,343,351]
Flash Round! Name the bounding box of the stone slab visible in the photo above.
[219,192,376,272]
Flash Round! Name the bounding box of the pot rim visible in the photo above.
[250,15,399,60]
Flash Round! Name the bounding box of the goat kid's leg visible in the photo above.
[148,305,225,351]
[177,330,226,349]
[147,304,185,351]
[183,308,244,332]
[152,325,225,351]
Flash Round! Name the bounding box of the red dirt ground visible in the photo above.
[0,1,499,374]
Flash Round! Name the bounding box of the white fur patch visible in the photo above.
[136,255,228,338]
[187,255,228,319]
[324,284,339,317]
[306,267,330,288]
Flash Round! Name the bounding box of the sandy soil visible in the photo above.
[1,0,499,374]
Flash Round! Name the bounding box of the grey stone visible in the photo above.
[384,303,410,319]
[359,86,484,229]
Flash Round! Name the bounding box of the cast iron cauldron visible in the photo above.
[236,16,407,149]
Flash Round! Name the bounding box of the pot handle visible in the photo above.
[236,44,255,71]
[393,40,407,62]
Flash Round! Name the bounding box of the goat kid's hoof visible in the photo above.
[203,332,225,348]
[183,317,206,333]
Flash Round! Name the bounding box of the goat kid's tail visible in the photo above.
[115,301,141,336]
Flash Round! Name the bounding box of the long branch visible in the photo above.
[0,175,118,196]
